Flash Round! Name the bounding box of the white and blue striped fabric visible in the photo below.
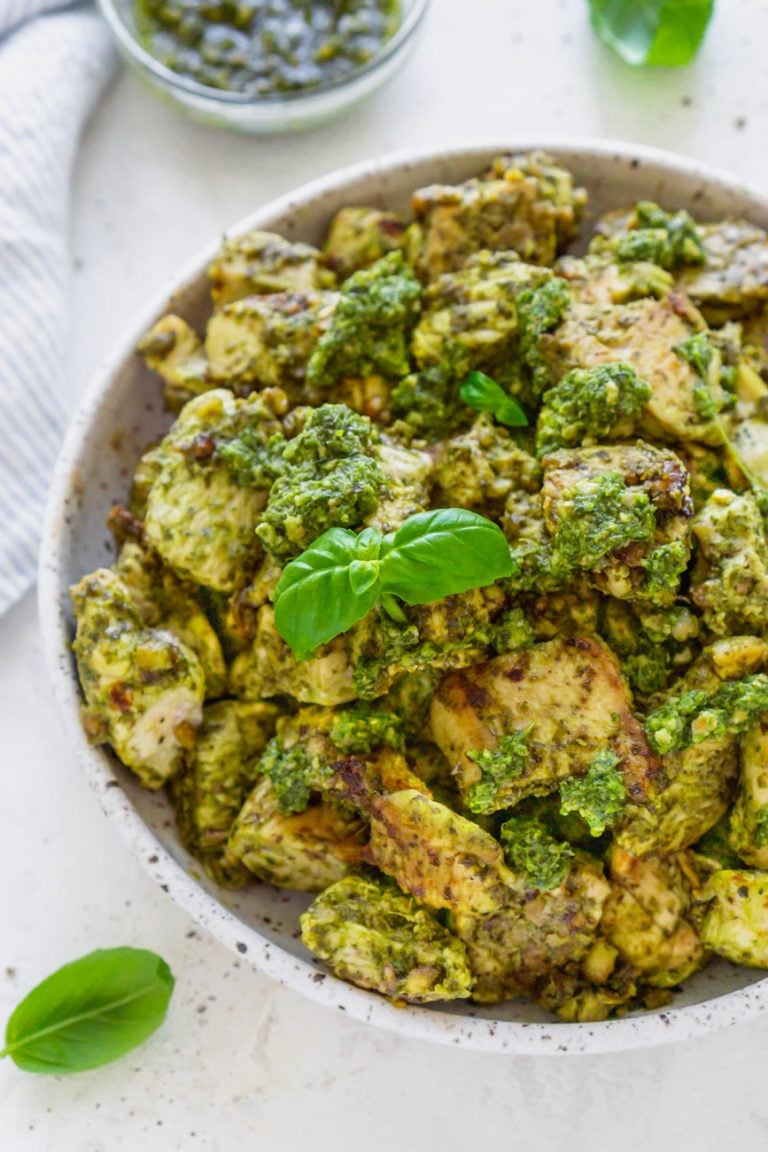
[0,0,115,613]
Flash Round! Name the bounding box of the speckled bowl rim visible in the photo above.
[39,138,768,1055]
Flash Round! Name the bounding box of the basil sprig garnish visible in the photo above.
[1,947,174,1074]
[589,0,714,67]
[273,508,517,660]
[460,371,529,428]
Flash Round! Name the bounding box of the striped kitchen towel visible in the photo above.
[0,1,115,614]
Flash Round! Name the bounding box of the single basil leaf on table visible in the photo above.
[1,947,174,1074]
[273,526,382,659]
[380,508,517,604]
[459,371,529,428]
[589,0,715,67]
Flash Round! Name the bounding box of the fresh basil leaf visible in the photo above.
[1,947,174,1074]
[380,509,517,604]
[274,527,381,659]
[460,371,529,428]
[589,0,714,67]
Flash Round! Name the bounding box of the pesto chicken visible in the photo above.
[73,153,768,1021]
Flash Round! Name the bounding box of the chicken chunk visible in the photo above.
[430,636,661,814]
[137,314,210,409]
[411,249,551,382]
[365,789,514,915]
[300,874,473,1003]
[115,541,227,699]
[227,776,365,891]
[171,700,279,885]
[432,415,540,516]
[350,586,506,700]
[205,290,338,401]
[540,442,693,603]
[451,852,610,1003]
[690,488,768,635]
[728,720,768,868]
[364,438,434,535]
[208,229,333,308]
[699,869,768,967]
[143,389,284,593]
[321,206,408,281]
[557,252,674,307]
[612,737,736,857]
[231,605,357,706]
[411,151,585,280]
[70,569,205,789]
[678,220,768,324]
[541,295,723,443]
[600,847,707,988]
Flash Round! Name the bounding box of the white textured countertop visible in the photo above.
[4,1,768,1147]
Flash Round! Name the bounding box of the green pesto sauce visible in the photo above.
[499,816,574,891]
[645,673,768,756]
[136,0,401,97]
[558,750,626,837]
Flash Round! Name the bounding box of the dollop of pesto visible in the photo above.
[464,728,530,814]
[675,331,735,419]
[136,0,401,97]
[306,252,421,390]
[550,470,656,571]
[499,815,574,891]
[219,426,286,488]
[516,277,571,396]
[488,606,535,654]
[640,540,689,601]
[329,702,404,754]
[645,673,768,755]
[559,750,626,837]
[390,361,468,441]
[256,403,382,559]
[259,734,332,814]
[536,363,652,456]
[616,201,705,269]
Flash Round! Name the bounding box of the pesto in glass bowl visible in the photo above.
[97,0,429,132]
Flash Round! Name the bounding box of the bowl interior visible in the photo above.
[41,142,768,1053]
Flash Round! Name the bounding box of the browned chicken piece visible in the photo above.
[227,775,366,891]
[321,206,408,280]
[540,441,693,602]
[208,229,334,307]
[678,220,768,324]
[430,636,661,812]
[727,719,768,868]
[540,295,723,444]
[616,736,739,857]
[365,789,514,916]
[600,846,707,988]
[137,314,210,409]
[451,852,611,1003]
[411,151,585,280]
[557,253,673,307]
[230,604,358,706]
[205,289,338,402]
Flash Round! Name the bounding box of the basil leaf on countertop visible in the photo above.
[460,371,529,428]
[273,509,517,660]
[589,0,715,67]
[1,947,174,1074]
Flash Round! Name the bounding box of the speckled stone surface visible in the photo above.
[6,0,768,1145]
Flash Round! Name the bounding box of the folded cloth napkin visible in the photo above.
[0,0,115,613]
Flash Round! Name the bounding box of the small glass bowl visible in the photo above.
[97,0,431,134]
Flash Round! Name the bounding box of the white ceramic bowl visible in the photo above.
[40,140,768,1054]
